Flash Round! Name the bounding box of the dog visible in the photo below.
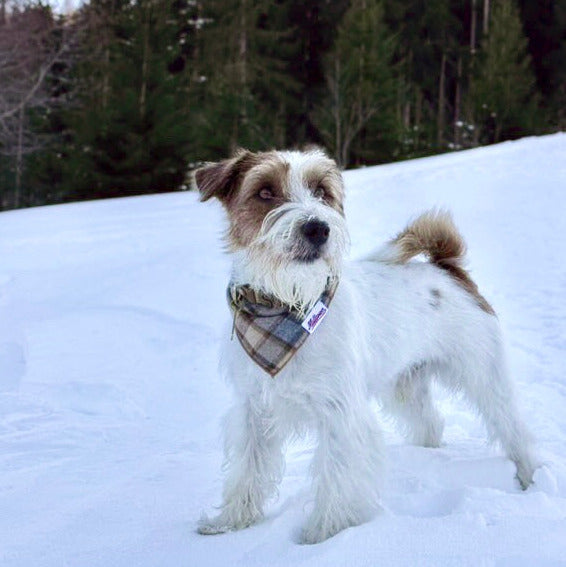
[194,147,537,544]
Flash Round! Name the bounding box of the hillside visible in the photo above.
[1,134,565,566]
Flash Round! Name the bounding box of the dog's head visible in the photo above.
[195,148,349,309]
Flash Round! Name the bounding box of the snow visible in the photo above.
[1,134,566,566]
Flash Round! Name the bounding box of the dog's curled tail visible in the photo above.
[378,209,465,268]
[373,210,495,315]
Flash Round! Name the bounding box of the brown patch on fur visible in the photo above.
[195,149,260,203]
[441,264,495,315]
[226,152,292,249]
[392,210,495,315]
[195,148,345,251]
[195,150,294,249]
[429,288,442,309]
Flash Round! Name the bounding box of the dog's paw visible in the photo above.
[197,509,259,535]
[197,514,231,535]
[300,516,350,545]
[299,528,326,545]
[300,523,340,545]
[300,504,376,544]
[515,456,538,490]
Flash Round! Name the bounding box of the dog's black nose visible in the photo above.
[301,220,330,247]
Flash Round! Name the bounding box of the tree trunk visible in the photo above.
[15,106,24,208]
[483,0,490,35]
[494,121,502,144]
[333,57,342,165]
[471,0,477,54]
[454,56,462,147]
[102,45,110,109]
[231,0,248,150]
[404,101,411,130]
[341,134,351,169]
[239,0,248,115]
[101,0,116,111]
[437,52,446,148]
[139,2,150,120]
[415,89,422,134]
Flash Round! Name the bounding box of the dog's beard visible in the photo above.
[232,203,348,312]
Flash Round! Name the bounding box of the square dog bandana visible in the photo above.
[227,279,339,377]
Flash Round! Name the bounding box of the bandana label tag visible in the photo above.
[301,300,329,334]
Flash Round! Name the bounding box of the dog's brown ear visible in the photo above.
[195,149,256,203]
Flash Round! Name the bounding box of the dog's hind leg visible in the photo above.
[387,363,445,448]
[438,343,538,489]
[198,398,286,534]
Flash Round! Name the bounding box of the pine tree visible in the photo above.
[313,0,399,167]
[383,0,462,156]
[467,0,540,144]
[517,0,566,129]
[285,0,349,145]
[193,0,299,156]
[58,0,198,201]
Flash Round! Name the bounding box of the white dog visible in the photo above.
[195,147,537,544]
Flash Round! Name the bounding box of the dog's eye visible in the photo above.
[257,186,274,200]
[313,185,326,199]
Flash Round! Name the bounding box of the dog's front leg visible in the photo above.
[198,398,285,535]
[302,396,384,544]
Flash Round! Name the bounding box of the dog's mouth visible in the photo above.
[294,249,322,263]
[291,239,327,263]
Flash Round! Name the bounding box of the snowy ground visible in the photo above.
[1,134,566,566]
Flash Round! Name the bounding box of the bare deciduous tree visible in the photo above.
[0,1,75,208]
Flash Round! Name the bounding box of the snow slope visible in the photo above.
[1,134,566,566]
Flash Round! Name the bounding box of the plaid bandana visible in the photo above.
[227,278,339,377]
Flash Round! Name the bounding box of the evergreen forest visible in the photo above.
[1,0,564,211]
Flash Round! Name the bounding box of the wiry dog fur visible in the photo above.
[195,147,537,544]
